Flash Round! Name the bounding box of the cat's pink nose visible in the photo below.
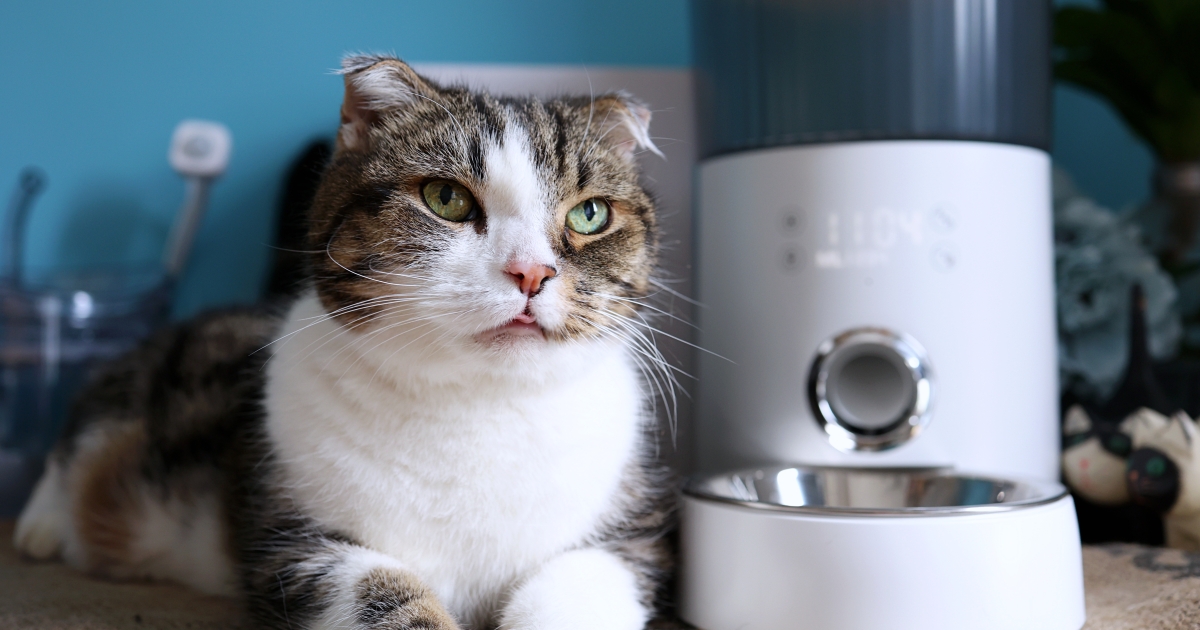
[505,261,556,297]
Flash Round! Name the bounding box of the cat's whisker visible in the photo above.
[638,355,679,443]
[321,298,444,345]
[326,304,477,379]
[632,148,661,160]
[606,332,663,404]
[620,338,688,409]
[297,302,426,351]
[582,291,697,329]
[581,318,680,436]
[604,304,731,364]
[289,297,425,346]
[256,295,421,355]
[597,312,691,432]
[575,310,683,394]
[271,302,429,381]
[618,335,674,422]
[648,277,706,308]
[359,309,481,387]
[311,294,426,320]
[364,263,440,284]
[331,318,443,385]
[303,303,429,371]
[410,326,467,366]
[325,238,421,288]
[332,304,441,351]
[598,311,695,380]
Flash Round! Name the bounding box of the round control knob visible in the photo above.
[807,328,934,452]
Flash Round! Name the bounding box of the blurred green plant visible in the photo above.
[1055,0,1200,162]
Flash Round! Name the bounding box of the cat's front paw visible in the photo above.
[14,515,63,560]
[499,549,648,630]
[14,462,68,560]
[344,567,461,630]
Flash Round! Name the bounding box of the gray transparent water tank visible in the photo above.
[692,0,1051,158]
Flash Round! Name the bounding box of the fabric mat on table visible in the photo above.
[1082,544,1200,629]
[2,522,1198,629]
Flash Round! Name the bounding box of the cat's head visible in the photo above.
[1061,405,1134,505]
[306,55,661,360]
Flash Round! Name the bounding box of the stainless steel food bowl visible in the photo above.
[680,466,1085,630]
[685,465,1067,514]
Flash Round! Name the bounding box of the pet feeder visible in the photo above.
[686,1,1083,627]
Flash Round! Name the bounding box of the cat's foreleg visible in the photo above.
[246,540,460,630]
[498,548,650,630]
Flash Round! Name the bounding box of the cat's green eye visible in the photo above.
[566,198,611,235]
[1105,435,1131,456]
[422,180,477,222]
[1147,456,1167,477]
[1064,434,1089,449]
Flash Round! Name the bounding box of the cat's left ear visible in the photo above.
[590,93,663,163]
[337,54,438,151]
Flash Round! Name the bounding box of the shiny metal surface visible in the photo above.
[807,327,934,452]
[684,466,1068,516]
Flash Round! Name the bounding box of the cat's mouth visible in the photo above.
[476,309,546,342]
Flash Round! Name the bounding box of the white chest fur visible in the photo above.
[264,295,645,619]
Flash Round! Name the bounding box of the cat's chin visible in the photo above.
[475,320,547,346]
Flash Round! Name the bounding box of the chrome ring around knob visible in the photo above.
[807,328,934,452]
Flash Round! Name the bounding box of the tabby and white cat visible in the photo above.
[13,55,675,630]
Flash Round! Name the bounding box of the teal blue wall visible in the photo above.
[0,0,1156,317]
[0,1,690,316]
[1053,86,1155,211]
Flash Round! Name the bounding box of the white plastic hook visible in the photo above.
[163,120,232,280]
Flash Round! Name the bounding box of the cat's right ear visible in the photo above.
[337,54,438,151]
[1063,404,1092,435]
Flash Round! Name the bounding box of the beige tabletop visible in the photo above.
[1081,544,1200,629]
[0,521,237,629]
[2,521,1198,629]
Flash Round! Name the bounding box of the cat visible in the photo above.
[13,54,677,630]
